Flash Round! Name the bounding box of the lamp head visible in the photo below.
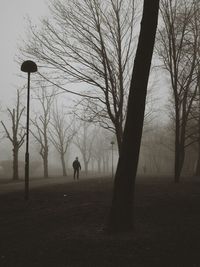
[21,60,37,73]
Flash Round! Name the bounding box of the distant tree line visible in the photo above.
[0,86,114,180]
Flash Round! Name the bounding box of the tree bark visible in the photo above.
[13,147,19,180]
[175,145,185,183]
[174,97,187,182]
[195,122,200,177]
[107,0,160,233]
[196,84,200,177]
[43,153,49,178]
[174,110,181,183]
[61,153,67,176]
[195,150,200,176]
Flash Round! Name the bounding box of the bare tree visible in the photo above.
[186,68,200,176]
[49,103,76,176]
[140,124,174,175]
[1,90,26,180]
[91,127,113,174]
[157,0,199,182]
[107,0,159,233]
[187,3,200,176]
[74,121,95,176]
[21,0,137,152]
[30,86,55,178]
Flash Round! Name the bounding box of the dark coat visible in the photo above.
[73,160,81,170]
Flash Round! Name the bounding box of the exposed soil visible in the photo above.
[0,176,200,267]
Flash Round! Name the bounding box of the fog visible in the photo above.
[0,0,199,181]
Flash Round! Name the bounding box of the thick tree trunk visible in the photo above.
[195,133,200,177]
[43,153,49,178]
[174,107,186,183]
[13,147,19,180]
[174,145,185,183]
[107,0,160,233]
[174,124,182,183]
[174,148,181,183]
[195,154,200,176]
[61,153,67,176]
[83,159,88,176]
[116,123,123,153]
[196,89,200,177]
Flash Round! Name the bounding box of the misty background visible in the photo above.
[0,0,197,180]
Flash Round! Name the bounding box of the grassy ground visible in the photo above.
[0,175,200,267]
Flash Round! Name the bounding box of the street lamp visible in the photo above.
[21,60,37,200]
[110,141,115,179]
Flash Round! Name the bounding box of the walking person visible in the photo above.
[72,157,81,180]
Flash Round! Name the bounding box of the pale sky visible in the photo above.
[0,0,49,105]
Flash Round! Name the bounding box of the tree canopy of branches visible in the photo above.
[157,0,200,182]
[1,90,26,180]
[90,127,112,174]
[21,0,137,152]
[49,103,76,176]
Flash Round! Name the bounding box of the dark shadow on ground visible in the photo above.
[0,176,200,266]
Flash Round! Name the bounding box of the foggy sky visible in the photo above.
[0,0,169,119]
[0,0,49,105]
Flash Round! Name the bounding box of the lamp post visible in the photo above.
[21,60,37,200]
[110,141,115,179]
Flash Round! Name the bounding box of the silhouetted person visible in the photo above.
[72,157,81,180]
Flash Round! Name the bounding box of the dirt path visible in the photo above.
[0,176,76,194]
